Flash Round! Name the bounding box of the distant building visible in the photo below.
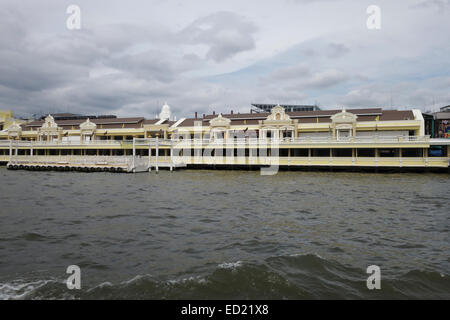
[423,105,450,138]
[251,103,321,113]
[435,106,450,138]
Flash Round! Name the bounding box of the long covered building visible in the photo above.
[0,105,449,172]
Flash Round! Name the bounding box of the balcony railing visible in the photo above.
[165,135,432,146]
[0,135,436,148]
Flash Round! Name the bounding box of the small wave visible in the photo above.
[17,232,49,242]
[1,254,449,299]
[122,274,148,285]
[166,276,207,286]
[218,261,243,269]
[86,282,113,293]
[0,279,60,300]
[289,252,324,260]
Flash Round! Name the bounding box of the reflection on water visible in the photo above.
[0,168,449,299]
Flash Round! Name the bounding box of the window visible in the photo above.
[291,149,308,157]
[280,148,289,157]
[402,148,422,157]
[332,149,352,157]
[337,129,351,139]
[378,149,399,157]
[428,146,447,157]
[357,149,375,157]
[282,130,293,138]
[213,131,224,140]
[311,149,330,157]
[86,149,96,156]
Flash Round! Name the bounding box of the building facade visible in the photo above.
[0,105,449,172]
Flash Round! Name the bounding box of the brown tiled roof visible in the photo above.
[379,110,414,121]
[19,108,416,131]
[177,108,408,126]
[202,108,384,120]
[176,118,198,127]
[22,117,145,130]
[143,119,160,125]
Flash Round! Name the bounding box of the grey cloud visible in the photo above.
[288,0,342,4]
[0,6,261,117]
[307,69,349,88]
[339,79,450,109]
[268,64,311,80]
[0,7,27,50]
[327,43,350,59]
[339,86,389,107]
[179,11,257,62]
[262,65,349,90]
[108,50,198,83]
[0,7,208,117]
[412,0,450,10]
[0,1,449,119]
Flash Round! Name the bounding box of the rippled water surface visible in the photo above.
[0,167,449,299]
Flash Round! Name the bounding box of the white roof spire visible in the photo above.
[159,102,172,120]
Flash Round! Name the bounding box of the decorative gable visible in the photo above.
[6,121,22,138]
[209,114,231,128]
[41,115,59,129]
[266,105,291,121]
[80,118,97,131]
[331,108,357,123]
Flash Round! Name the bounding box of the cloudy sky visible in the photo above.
[1,0,449,119]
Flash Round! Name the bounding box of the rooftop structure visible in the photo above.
[159,102,172,121]
[39,113,117,121]
[251,103,321,113]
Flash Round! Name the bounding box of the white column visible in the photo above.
[170,141,173,171]
[148,140,152,172]
[9,139,12,163]
[132,137,136,172]
[14,140,18,163]
[155,137,159,173]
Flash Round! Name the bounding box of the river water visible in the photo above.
[0,167,448,299]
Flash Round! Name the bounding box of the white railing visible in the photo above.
[168,135,432,146]
[0,135,437,148]
[8,155,132,165]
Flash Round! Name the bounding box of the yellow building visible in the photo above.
[0,106,449,172]
[0,110,15,131]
